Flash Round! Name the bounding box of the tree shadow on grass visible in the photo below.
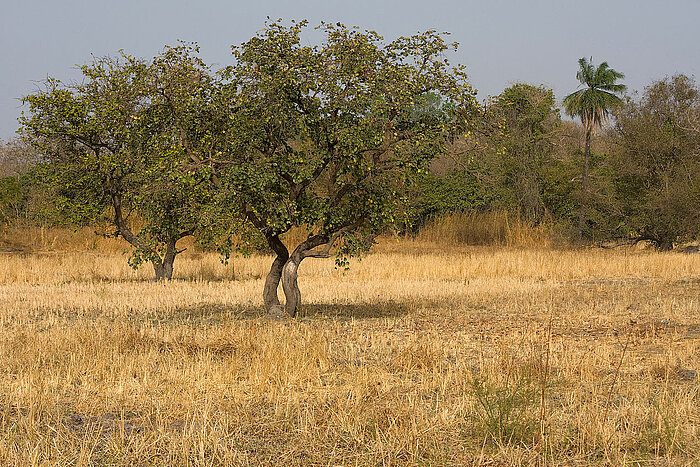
[30,300,414,329]
[297,301,412,321]
[158,300,412,326]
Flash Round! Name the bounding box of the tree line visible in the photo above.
[3,21,478,317]
[1,21,699,315]
[404,65,699,250]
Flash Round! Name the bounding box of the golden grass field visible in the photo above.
[0,232,699,465]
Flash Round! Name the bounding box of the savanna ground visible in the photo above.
[0,225,698,465]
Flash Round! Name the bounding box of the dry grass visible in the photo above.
[0,224,131,254]
[414,211,557,248]
[0,235,699,465]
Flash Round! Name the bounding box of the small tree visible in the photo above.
[484,83,562,223]
[20,50,213,279]
[216,21,478,316]
[563,57,626,239]
[0,139,42,224]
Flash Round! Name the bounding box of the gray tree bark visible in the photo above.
[263,234,289,317]
[276,223,365,318]
[577,127,592,240]
[281,253,302,318]
[152,238,177,280]
[278,232,338,318]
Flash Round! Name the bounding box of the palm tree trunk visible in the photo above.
[577,127,592,240]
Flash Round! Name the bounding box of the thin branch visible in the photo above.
[301,214,368,259]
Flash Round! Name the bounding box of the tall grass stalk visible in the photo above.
[415,211,555,247]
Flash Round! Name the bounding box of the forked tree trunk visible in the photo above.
[281,256,302,318]
[270,228,353,318]
[263,235,289,317]
[279,238,331,318]
[152,259,174,280]
[111,192,186,281]
[577,127,592,240]
[152,238,177,280]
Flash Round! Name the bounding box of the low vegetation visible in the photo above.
[0,233,698,464]
[0,18,699,466]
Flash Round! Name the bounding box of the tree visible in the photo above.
[484,83,562,222]
[0,138,41,178]
[0,139,42,224]
[563,57,626,239]
[214,21,478,317]
[20,49,215,279]
[612,75,700,249]
[402,167,489,232]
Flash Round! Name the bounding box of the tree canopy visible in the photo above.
[563,58,627,131]
[15,23,700,307]
[209,20,479,316]
[20,49,218,279]
[612,74,700,249]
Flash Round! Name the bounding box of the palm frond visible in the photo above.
[576,57,595,87]
[564,57,626,131]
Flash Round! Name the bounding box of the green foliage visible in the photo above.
[215,20,479,260]
[612,74,700,249]
[483,83,562,222]
[539,154,579,226]
[0,163,72,226]
[17,25,699,266]
[440,83,568,228]
[0,176,24,223]
[19,47,224,277]
[468,369,540,447]
[403,169,490,232]
[563,57,627,132]
[563,57,627,239]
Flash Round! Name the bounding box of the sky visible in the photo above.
[1,0,699,140]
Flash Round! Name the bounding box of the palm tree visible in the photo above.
[563,57,626,239]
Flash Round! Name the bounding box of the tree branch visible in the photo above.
[300,214,368,259]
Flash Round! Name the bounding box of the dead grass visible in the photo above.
[0,237,698,465]
[414,211,557,248]
[0,224,130,254]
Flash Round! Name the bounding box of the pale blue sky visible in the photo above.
[2,0,699,140]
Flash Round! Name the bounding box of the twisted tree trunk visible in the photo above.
[279,232,337,318]
[281,252,303,318]
[277,222,365,318]
[263,234,289,317]
[152,238,177,280]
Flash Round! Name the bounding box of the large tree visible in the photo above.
[563,57,626,239]
[214,21,478,317]
[612,75,700,249]
[484,83,562,223]
[20,49,215,279]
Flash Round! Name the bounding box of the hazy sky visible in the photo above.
[2,0,699,140]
